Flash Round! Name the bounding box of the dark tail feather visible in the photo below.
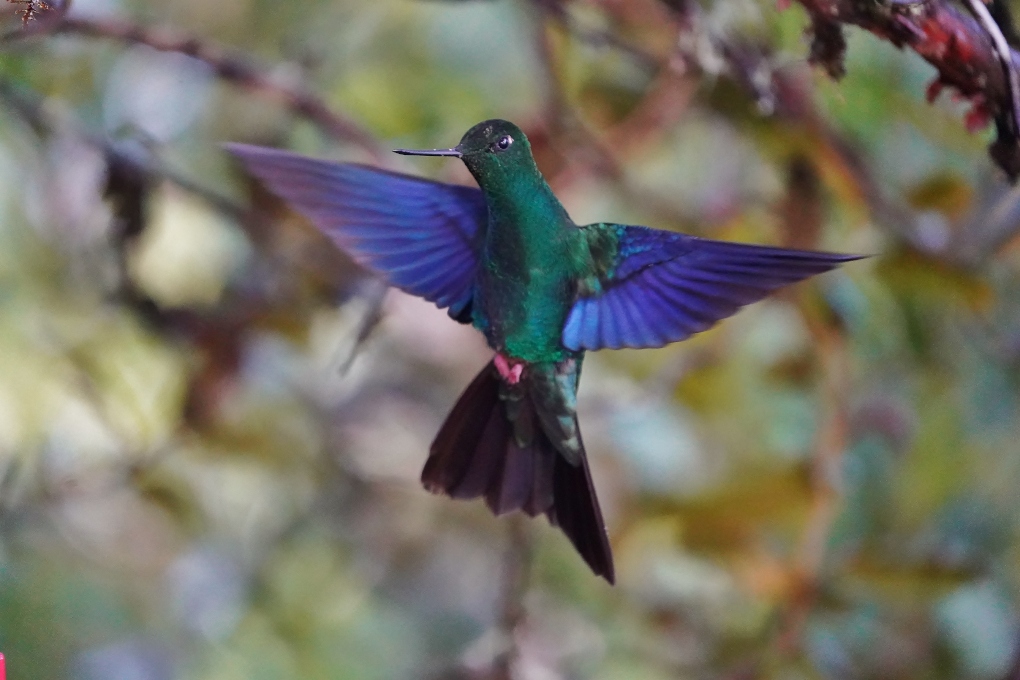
[547,444,614,581]
[422,361,615,583]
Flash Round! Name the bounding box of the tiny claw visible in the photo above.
[494,353,525,385]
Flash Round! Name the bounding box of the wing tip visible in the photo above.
[825,252,870,264]
[223,142,316,168]
[222,141,275,159]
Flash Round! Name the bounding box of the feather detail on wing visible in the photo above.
[563,224,863,351]
[227,144,486,320]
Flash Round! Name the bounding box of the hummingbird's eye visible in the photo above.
[495,135,513,151]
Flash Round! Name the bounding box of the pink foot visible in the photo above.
[494,353,525,385]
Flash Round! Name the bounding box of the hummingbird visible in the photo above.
[227,120,860,584]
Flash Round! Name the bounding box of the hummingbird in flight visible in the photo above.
[227,120,860,584]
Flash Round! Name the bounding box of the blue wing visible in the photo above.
[563,224,862,351]
[226,144,486,320]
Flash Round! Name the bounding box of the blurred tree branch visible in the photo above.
[534,0,661,76]
[777,315,850,655]
[792,0,1020,179]
[2,15,388,161]
[0,78,257,229]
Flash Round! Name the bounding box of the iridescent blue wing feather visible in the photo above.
[563,223,861,351]
[226,144,486,320]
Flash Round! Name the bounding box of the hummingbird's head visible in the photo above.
[394,119,538,187]
[454,119,526,157]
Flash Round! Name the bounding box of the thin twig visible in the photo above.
[338,278,388,375]
[535,0,662,74]
[491,515,533,680]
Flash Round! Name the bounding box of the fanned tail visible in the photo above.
[422,361,615,583]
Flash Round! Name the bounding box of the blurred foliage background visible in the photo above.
[1,0,1020,677]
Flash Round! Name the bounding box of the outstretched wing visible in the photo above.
[563,223,862,351]
[227,144,486,320]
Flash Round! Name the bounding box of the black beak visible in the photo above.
[393,147,462,157]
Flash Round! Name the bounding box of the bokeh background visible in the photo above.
[1,0,1020,677]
